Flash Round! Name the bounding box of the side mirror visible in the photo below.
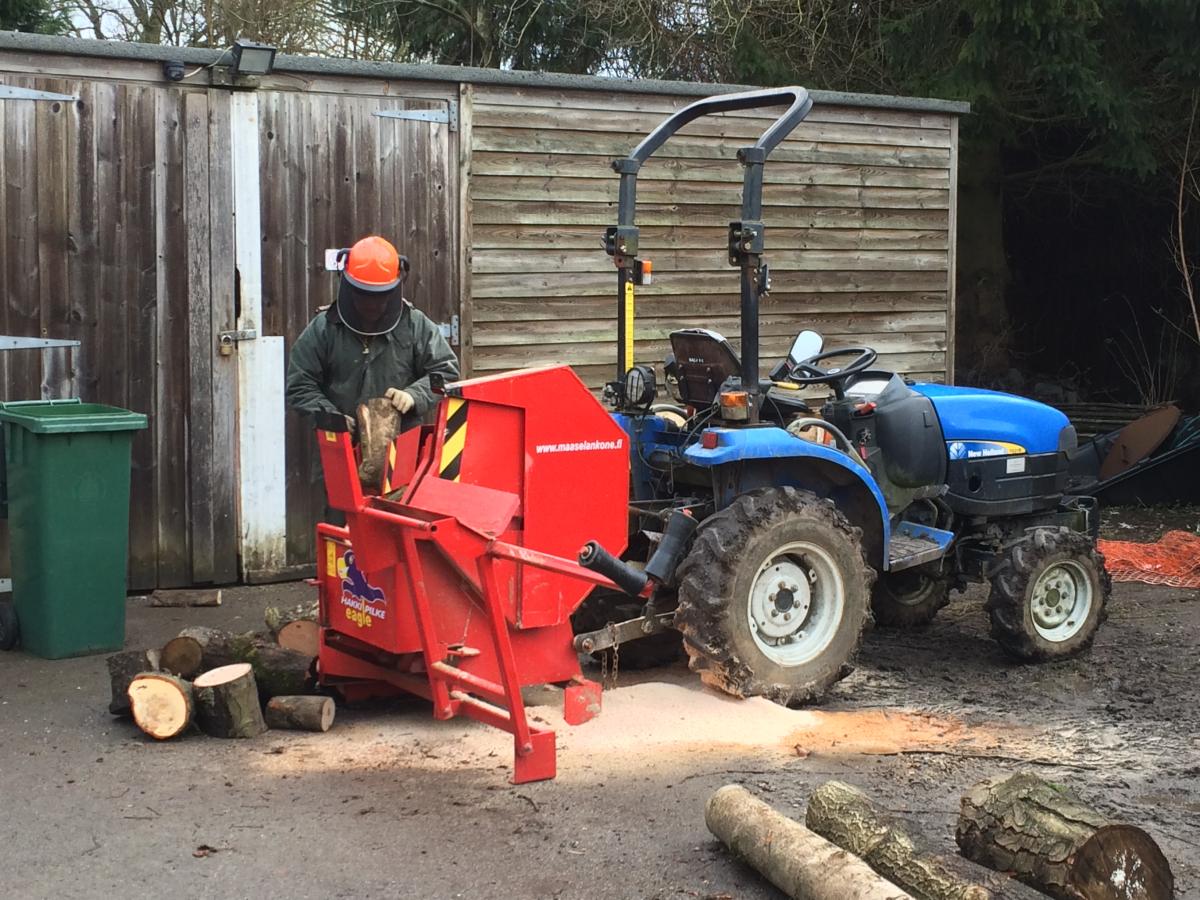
[788,329,823,364]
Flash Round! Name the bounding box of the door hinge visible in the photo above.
[437,315,460,346]
[0,85,77,102]
[374,100,458,132]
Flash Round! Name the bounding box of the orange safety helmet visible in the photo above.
[335,236,411,336]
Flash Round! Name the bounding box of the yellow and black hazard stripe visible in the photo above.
[438,398,468,482]
[381,441,400,495]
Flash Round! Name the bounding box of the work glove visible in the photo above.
[385,387,415,414]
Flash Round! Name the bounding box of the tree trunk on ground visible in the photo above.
[193,663,268,738]
[128,673,194,740]
[106,649,161,715]
[263,601,319,638]
[160,636,204,679]
[706,784,914,900]
[147,588,221,608]
[957,773,1173,900]
[177,626,315,698]
[265,695,335,732]
[806,780,1044,900]
[276,619,320,657]
[356,397,401,489]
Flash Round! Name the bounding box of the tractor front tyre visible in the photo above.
[871,570,951,628]
[987,527,1110,661]
[674,487,874,706]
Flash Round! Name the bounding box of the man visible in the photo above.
[286,235,460,432]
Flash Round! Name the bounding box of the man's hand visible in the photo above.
[384,387,415,414]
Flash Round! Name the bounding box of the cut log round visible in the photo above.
[957,773,1173,900]
[276,619,320,657]
[128,673,194,740]
[106,649,161,716]
[240,642,315,698]
[264,600,319,638]
[176,626,315,699]
[193,663,268,739]
[265,695,335,732]
[176,625,251,670]
[706,784,914,900]
[806,780,1045,900]
[160,636,204,679]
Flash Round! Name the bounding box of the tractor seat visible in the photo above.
[668,329,742,406]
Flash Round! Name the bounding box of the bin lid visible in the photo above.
[0,399,148,433]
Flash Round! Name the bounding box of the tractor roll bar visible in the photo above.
[605,87,814,420]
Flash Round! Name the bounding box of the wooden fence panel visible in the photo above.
[0,77,237,589]
[468,86,957,387]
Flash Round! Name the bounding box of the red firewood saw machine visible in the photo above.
[311,366,673,784]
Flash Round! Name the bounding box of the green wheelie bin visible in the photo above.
[0,399,147,658]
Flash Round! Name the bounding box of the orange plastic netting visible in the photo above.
[1097,530,1200,589]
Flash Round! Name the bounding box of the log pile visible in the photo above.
[706,775,1173,900]
[104,599,333,744]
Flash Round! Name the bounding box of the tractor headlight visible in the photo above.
[623,365,656,410]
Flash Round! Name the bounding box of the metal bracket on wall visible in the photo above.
[437,315,460,346]
[0,337,80,350]
[374,101,459,132]
[0,85,77,102]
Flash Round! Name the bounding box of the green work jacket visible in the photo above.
[286,300,460,423]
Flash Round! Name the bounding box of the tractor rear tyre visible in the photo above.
[572,588,684,670]
[871,570,950,628]
[674,487,874,706]
[987,527,1109,661]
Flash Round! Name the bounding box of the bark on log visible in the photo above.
[706,784,915,900]
[176,626,315,698]
[357,397,401,489]
[193,664,268,739]
[160,636,204,679]
[265,695,335,732]
[106,649,161,715]
[276,619,320,657]
[806,780,1045,900]
[263,601,319,638]
[128,672,194,740]
[956,773,1173,900]
[147,588,222,608]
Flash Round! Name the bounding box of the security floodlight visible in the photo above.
[231,39,276,77]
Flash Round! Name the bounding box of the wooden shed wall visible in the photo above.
[0,72,240,591]
[465,86,957,388]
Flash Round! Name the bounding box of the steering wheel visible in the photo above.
[787,347,878,398]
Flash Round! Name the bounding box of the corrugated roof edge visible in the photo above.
[0,31,970,115]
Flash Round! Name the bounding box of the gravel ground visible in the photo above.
[0,509,1196,899]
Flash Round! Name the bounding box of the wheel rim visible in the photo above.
[1030,560,1093,642]
[889,572,935,607]
[747,541,845,666]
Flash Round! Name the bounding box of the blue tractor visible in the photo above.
[571,87,1110,705]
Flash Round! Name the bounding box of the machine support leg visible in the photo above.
[400,532,454,717]
[476,556,539,757]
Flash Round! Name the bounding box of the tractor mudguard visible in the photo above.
[684,427,891,565]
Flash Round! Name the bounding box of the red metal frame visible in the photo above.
[313,366,631,783]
